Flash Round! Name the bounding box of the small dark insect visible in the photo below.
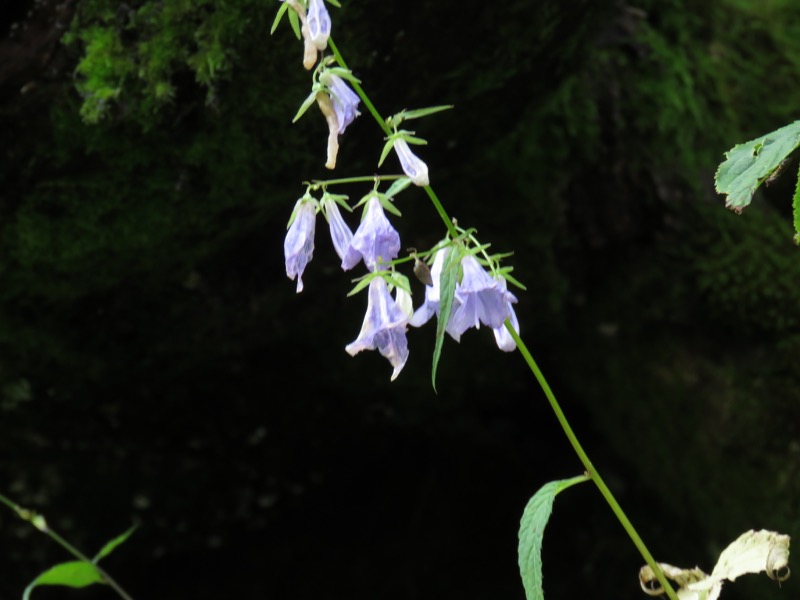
[408,248,433,286]
[765,157,791,186]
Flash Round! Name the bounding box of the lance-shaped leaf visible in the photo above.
[518,475,590,600]
[431,244,460,392]
[715,120,800,213]
[93,524,138,562]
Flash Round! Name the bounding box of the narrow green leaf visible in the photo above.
[325,67,361,84]
[288,9,301,40]
[93,524,137,563]
[401,105,454,120]
[715,120,800,212]
[518,475,589,600]
[347,275,374,297]
[327,0,342,7]
[431,246,461,391]
[292,91,319,123]
[378,139,395,167]
[384,177,412,198]
[23,562,104,600]
[400,134,427,145]
[269,3,289,35]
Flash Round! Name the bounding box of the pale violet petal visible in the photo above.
[283,200,316,293]
[345,277,410,380]
[394,139,429,186]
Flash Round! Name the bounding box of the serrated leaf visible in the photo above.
[518,476,589,600]
[431,246,461,391]
[93,524,137,563]
[715,120,800,212]
[23,562,104,600]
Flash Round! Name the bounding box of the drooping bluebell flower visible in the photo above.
[346,276,410,381]
[278,0,319,69]
[492,277,519,352]
[316,72,361,169]
[306,0,331,51]
[393,138,429,187]
[320,195,353,260]
[327,74,361,134]
[447,254,511,339]
[342,195,401,271]
[283,196,317,293]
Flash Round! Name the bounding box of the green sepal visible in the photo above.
[288,8,302,40]
[324,67,361,85]
[327,0,342,7]
[292,90,320,123]
[387,271,412,295]
[346,272,376,297]
[377,193,402,217]
[384,177,412,198]
[715,120,800,212]
[322,191,352,212]
[399,133,428,145]
[378,139,396,167]
[518,475,590,600]
[270,3,289,35]
[285,193,317,229]
[498,270,527,291]
[431,245,461,392]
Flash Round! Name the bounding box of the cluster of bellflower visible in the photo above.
[278,0,520,380]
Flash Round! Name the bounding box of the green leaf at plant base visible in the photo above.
[93,524,138,563]
[715,120,800,213]
[23,561,104,600]
[518,475,590,600]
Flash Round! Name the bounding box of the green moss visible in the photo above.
[64,0,265,125]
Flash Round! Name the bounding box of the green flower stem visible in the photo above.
[328,39,391,138]
[328,39,458,239]
[328,36,677,600]
[309,174,404,187]
[506,325,679,600]
[0,494,136,600]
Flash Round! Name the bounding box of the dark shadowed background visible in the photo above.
[1,1,799,599]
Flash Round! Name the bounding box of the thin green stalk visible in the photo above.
[506,325,679,600]
[308,174,403,186]
[328,38,459,239]
[328,35,677,600]
[0,494,136,600]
